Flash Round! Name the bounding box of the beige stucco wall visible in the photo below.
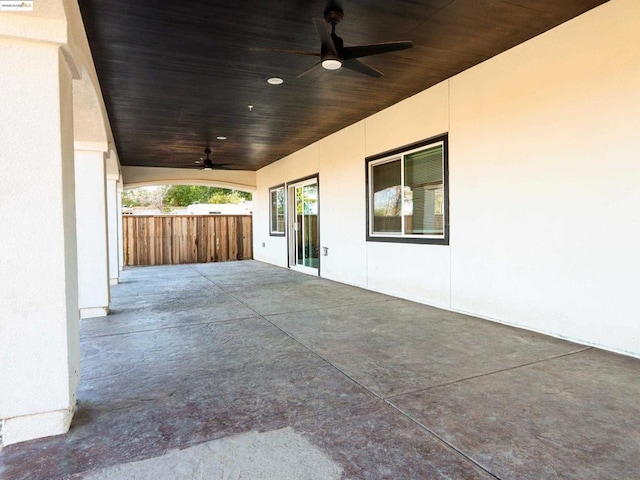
[255,0,640,357]
[448,0,640,355]
[317,123,367,287]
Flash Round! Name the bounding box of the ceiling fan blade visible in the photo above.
[342,41,413,60]
[250,47,320,57]
[296,61,321,78]
[201,161,233,169]
[313,17,338,57]
[343,59,383,78]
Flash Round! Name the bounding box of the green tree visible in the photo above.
[209,190,244,204]
[121,189,141,206]
[164,185,252,206]
[164,185,213,206]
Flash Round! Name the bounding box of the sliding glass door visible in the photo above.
[288,177,319,275]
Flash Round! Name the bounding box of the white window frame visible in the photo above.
[269,184,286,236]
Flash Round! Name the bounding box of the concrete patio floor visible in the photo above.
[1,260,639,479]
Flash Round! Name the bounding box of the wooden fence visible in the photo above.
[123,215,253,266]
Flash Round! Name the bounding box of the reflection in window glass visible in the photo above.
[372,159,401,233]
[269,185,285,234]
[367,137,447,243]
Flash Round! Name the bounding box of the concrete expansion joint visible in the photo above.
[259,313,389,405]
[232,295,362,395]
[387,401,503,480]
[81,318,236,340]
[383,346,595,401]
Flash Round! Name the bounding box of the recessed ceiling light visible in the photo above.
[267,77,284,85]
[216,136,227,140]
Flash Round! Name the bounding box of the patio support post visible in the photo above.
[74,145,110,318]
[106,172,121,285]
[117,177,125,272]
[0,37,81,446]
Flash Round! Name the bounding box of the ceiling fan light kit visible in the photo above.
[321,58,342,70]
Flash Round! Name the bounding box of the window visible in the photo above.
[269,184,286,235]
[366,134,448,244]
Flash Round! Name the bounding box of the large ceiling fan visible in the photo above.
[192,148,232,170]
[264,3,414,78]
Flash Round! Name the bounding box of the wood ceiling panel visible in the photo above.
[78,0,608,170]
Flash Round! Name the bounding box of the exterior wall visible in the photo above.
[254,144,320,268]
[254,0,640,357]
[364,81,451,306]
[448,0,640,356]
[317,123,367,286]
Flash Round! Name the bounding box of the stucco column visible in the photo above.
[106,173,120,285]
[0,39,80,446]
[75,145,110,318]
[117,178,125,272]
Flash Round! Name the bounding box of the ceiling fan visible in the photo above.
[264,3,413,78]
[193,147,232,170]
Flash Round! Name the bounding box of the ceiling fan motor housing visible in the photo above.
[322,8,344,67]
[324,8,344,25]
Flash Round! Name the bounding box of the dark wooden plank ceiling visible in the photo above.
[78,0,607,171]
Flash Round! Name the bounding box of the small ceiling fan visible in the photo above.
[262,3,413,78]
[194,147,232,170]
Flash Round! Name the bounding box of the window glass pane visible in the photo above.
[372,159,402,233]
[270,190,277,231]
[366,135,448,244]
[302,184,318,268]
[404,145,444,235]
[270,186,285,233]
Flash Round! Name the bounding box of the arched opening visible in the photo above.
[121,166,257,194]
[121,183,254,266]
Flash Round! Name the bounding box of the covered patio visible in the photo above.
[1,260,638,479]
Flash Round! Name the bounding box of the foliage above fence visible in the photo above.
[123,215,252,266]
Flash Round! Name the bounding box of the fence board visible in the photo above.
[148,217,156,265]
[123,215,252,266]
